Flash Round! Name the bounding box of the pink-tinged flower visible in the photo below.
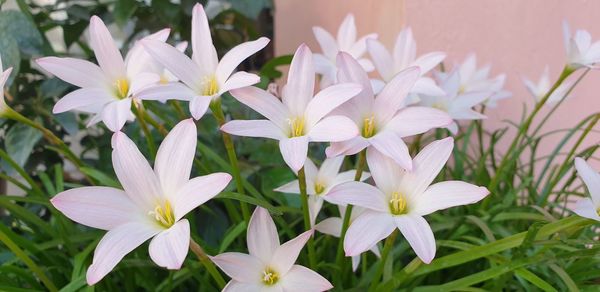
[274,156,370,225]
[563,21,600,69]
[326,52,452,171]
[523,66,572,105]
[211,207,333,291]
[315,206,380,271]
[50,119,231,284]
[137,3,269,119]
[127,38,188,87]
[36,17,167,132]
[326,138,489,263]
[573,157,600,221]
[312,13,377,89]
[0,56,13,115]
[221,44,362,172]
[367,28,446,96]
[453,54,511,108]
[418,70,490,134]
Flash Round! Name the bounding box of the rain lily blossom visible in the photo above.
[326,138,489,263]
[222,44,362,172]
[523,66,572,105]
[313,13,377,89]
[563,21,600,69]
[367,28,446,96]
[454,54,511,108]
[573,157,600,221]
[274,156,370,225]
[36,16,167,132]
[326,52,452,171]
[0,56,13,116]
[211,207,333,291]
[50,119,232,284]
[315,206,380,271]
[418,70,490,134]
[137,3,269,119]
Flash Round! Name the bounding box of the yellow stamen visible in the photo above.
[149,201,175,228]
[159,75,169,84]
[287,117,305,137]
[362,116,376,138]
[431,102,447,111]
[201,75,219,96]
[115,79,130,99]
[389,192,408,215]
[261,268,279,286]
[314,183,325,195]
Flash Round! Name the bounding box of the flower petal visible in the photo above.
[36,57,107,88]
[155,119,197,195]
[101,98,132,132]
[191,3,218,75]
[367,39,394,81]
[216,37,270,84]
[136,82,195,101]
[326,137,369,157]
[282,44,315,116]
[271,229,313,275]
[52,87,113,114]
[309,195,323,226]
[142,39,203,91]
[89,16,126,81]
[281,265,333,291]
[223,281,262,291]
[248,207,280,263]
[189,95,212,120]
[412,52,446,74]
[344,210,395,256]
[318,156,345,183]
[325,181,388,212]
[366,145,405,195]
[337,14,356,51]
[312,26,338,59]
[221,120,285,140]
[112,131,163,209]
[385,106,452,138]
[394,215,436,264]
[369,130,412,171]
[349,33,378,58]
[305,83,362,127]
[412,77,446,96]
[412,181,489,216]
[51,186,138,230]
[211,252,263,283]
[572,197,600,221]
[315,217,342,237]
[308,115,358,142]
[336,52,375,110]
[148,219,190,269]
[172,173,232,220]
[575,157,600,206]
[279,136,309,172]
[220,71,260,94]
[86,222,159,285]
[274,180,300,194]
[373,66,420,124]
[229,86,290,128]
[399,137,453,197]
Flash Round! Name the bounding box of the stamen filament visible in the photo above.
[115,79,130,99]
[389,192,408,215]
[262,268,279,286]
[362,116,376,138]
[287,117,305,137]
[149,201,175,228]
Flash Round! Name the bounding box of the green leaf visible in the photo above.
[229,0,272,19]
[260,54,293,79]
[0,35,20,85]
[3,123,42,171]
[217,191,282,215]
[0,10,44,57]
[79,167,120,188]
[218,221,246,253]
[114,0,138,28]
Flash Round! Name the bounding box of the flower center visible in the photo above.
[261,268,279,286]
[201,75,219,96]
[287,117,305,137]
[362,116,376,138]
[314,183,326,195]
[159,74,170,84]
[115,79,130,99]
[149,201,175,228]
[389,192,408,215]
[431,102,447,111]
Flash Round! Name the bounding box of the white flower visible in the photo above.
[523,66,572,105]
[0,56,13,115]
[563,21,600,69]
[573,157,600,221]
[454,54,511,108]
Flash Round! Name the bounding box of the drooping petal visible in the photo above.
[399,137,453,197]
[369,130,412,171]
[282,44,315,116]
[279,136,309,172]
[221,120,285,140]
[385,106,452,138]
[394,215,436,264]
[211,252,264,283]
[312,26,338,59]
[572,198,600,221]
[367,39,394,81]
[575,157,600,206]
[112,132,163,209]
[148,219,190,269]
[308,115,358,142]
[191,3,218,75]
[325,137,369,157]
[366,146,405,195]
[51,186,138,230]
[36,57,108,88]
[305,83,362,127]
[172,173,232,220]
[325,181,388,212]
[155,119,197,195]
[189,95,212,120]
[219,71,260,94]
[248,207,280,263]
[337,14,357,51]
[229,87,290,128]
[274,180,300,194]
[142,39,204,91]
[271,230,313,275]
[215,37,270,84]
[101,98,132,132]
[344,210,395,256]
[315,217,342,237]
[281,265,333,291]
[412,181,489,216]
[89,16,126,81]
[86,222,159,285]
[373,66,420,125]
[136,82,195,101]
[52,87,113,114]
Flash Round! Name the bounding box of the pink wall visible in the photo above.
[274,0,600,158]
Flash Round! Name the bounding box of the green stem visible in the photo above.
[210,99,250,222]
[298,166,317,269]
[133,103,157,159]
[189,239,226,289]
[369,229,398,291]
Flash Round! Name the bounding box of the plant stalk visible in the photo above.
[298,166,317,269]
[189,238,226,289]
